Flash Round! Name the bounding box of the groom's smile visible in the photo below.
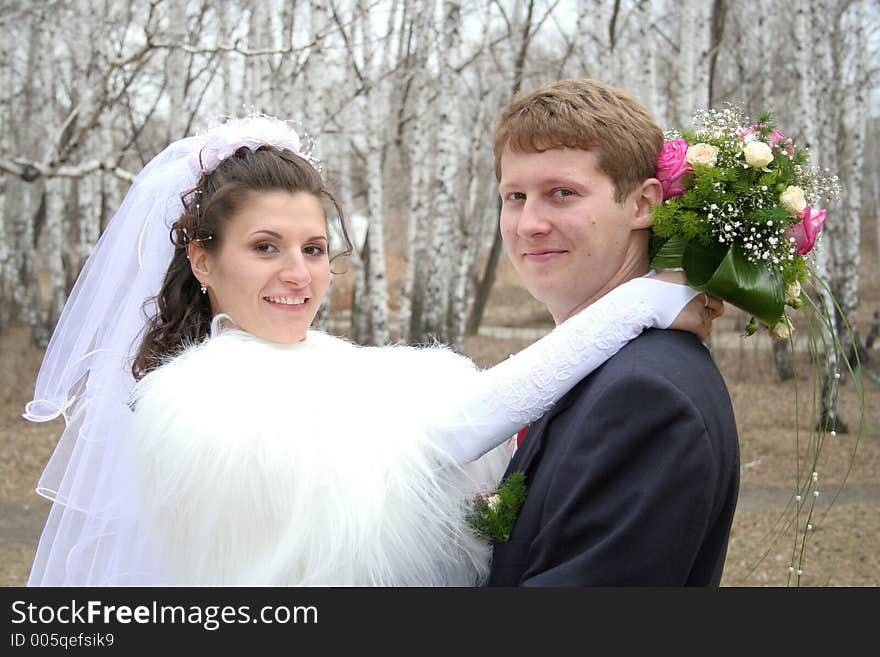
[522,248,568,263]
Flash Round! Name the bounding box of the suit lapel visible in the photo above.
[503,374,590,480]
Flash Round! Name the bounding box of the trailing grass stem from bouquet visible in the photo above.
[742,269,866,585]
[802,269,868,503]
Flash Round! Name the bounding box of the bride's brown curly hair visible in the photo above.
[131,146,352,380]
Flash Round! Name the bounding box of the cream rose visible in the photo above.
[487,494,502,512]
[743,141,773,168]
[780,185,807,216]
[772,317,795,340]
[785,280,802,303]
[686,143,719,167]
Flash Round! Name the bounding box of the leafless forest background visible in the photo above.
[0,0,878,585]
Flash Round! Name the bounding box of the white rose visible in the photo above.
[487,494,502,512]
[785,280,802,303]
[743,141,773,168]
[686,143,719,167]
[780,185,807,216]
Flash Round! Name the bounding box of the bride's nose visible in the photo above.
[278,252,312,287]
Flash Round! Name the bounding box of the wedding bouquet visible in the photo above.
[651,109,869,586]
[651,107,840,337]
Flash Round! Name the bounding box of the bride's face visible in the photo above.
[190,190,331,343]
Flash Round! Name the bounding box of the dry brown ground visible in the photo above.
[2,255,878,587]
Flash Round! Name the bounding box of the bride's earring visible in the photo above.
[200,283,208,294]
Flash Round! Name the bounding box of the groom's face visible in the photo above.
[498,146,657,324]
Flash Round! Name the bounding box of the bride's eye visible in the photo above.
[254,242,279,254]
[303,244,327,257]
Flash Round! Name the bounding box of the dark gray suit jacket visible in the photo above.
[486,329,739,586]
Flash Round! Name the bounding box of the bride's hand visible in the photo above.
[650,270,724,342]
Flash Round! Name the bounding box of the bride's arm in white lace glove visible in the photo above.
[432,276,701,465]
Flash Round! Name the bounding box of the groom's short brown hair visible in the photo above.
[493,78,664,202]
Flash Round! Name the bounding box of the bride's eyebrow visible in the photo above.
[248,230,328,242]
[249,230,283,239]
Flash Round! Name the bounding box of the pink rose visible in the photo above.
[656,139,692,199]
[787,206,826,255]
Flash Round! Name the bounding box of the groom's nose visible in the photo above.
[516,200,552,237]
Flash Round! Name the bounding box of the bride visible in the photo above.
[25,115,718,586]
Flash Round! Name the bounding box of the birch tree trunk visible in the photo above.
[755,0,774,107]
[360,0,391,345]
[590,0,613,80]
[337,139,371,342]
[450,237,472,350]
[303,0,331,130]
[243,2,273,108]
[0,11,15,328]
[832,1,866,381]
[674,1,697,125]
[217,2,236,111]
[0,191,7,329]
[675,0,711,125]
[7,15,43,340]
[305,0,335,330]
[42,178,67,343]
[398,8,434,343]
[421,1,461,343]
[781,0,818,386]
[797,0,843,432]
[466,0,535,335]
[165,0,188,141]
[634,0,658,120]
[570,0,591,76]
[706,0,726,107]
[455,22,497,347]
[74,173,102,284]
[272,0,297,112]
[766,3,789,379]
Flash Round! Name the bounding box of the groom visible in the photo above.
[486,79,740,586]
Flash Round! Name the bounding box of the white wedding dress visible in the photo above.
[29,277,696,586]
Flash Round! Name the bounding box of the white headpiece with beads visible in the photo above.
[191,114,319,177]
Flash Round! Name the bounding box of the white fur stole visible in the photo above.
[129,328,507,586]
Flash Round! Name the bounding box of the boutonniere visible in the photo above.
[466,471,527,543]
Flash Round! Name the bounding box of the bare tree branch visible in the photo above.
[0,157,134,183]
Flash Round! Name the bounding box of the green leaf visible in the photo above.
[650,234,688,270]
[682,243,785,326]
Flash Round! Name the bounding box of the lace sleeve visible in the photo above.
[431,277,700,464]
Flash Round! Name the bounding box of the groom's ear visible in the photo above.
[631,178,662,230]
